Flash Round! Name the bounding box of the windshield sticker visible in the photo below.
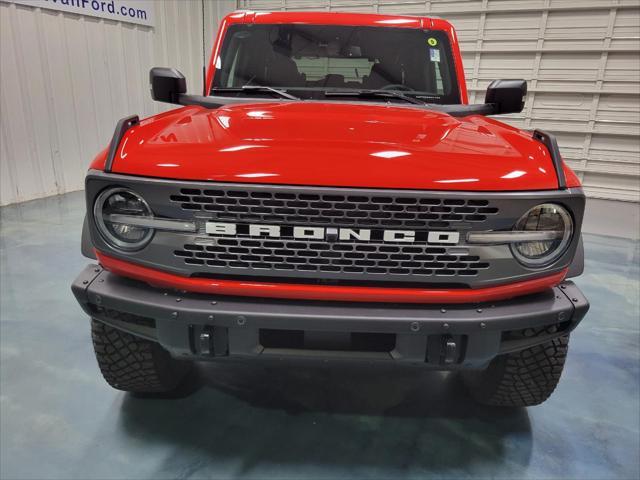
[429,48,441,63]
[427,37,438,47]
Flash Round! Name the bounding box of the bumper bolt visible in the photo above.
[176,298,182,302]
[208,315,214,321]
[440,308,447,313]
[480,322,486,329]
[211,301,217,305]
[237,315,246,326]
[443,323,450,330]
[476,308,483,313]
[171,312,178,318]
[95,296,102,305]
[560,285,567,290]
[94,268,100,273]
[572,298,579,302]
[82,280,88,285]
[410,322,420,332]
[558,312,566,321]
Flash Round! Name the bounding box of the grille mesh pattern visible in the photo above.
[170,188,499,228]
[174,239,490,277]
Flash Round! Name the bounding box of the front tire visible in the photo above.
[463,335,570,407]
[91,319,192,394]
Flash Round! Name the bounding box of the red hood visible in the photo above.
[104,102,570,191]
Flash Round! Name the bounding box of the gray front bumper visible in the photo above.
[72,264,589,369]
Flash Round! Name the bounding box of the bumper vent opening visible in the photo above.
[499,320,573,353]
[502,320,572,343]
[88,304,157,340]
[88,304,155,329]
[259,329,396,353]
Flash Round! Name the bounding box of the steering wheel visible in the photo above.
[380,84,413,91]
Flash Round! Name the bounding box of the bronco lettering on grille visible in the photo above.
[205,222,460,245]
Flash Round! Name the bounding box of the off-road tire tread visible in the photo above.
[464,335,569,407]
[91,319,190,393]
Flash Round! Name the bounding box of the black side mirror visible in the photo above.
[485,79,527,115]
[150,67,186,104]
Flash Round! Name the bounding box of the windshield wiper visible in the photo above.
[211,86,300,101]
[323,89,425,105]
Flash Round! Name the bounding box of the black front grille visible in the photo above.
[175,239,490,277]
[170,188,499,229]
[87,172,584,288]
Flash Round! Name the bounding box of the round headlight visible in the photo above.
[511,203,573,267]
[94,188,154,251]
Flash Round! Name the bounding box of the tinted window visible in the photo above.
[212,24,460,104]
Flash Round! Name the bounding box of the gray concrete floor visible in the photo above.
[1,191,639,480]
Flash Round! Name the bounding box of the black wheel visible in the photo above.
[462,335,570,407]
[91,319,192,394]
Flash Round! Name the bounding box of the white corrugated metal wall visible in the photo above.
[240,0,640,201]
[0,0,235,206]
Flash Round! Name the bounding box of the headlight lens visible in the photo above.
[511,203,573,267]
[94,188,154,251]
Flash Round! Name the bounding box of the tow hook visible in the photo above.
[444,336,458,364]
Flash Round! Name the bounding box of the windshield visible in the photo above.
[211,24,461,104]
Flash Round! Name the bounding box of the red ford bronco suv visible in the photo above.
[72,11,589,407]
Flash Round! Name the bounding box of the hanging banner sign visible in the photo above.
[2,0,155,27]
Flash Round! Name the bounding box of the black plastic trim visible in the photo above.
[533,129,567,190]
[81,214,96,260]
[175,93,498,117]
[436,103,496,117]
[104,115,139,173]
[72,264,589,367]
[83,170,586,289]
[566,235,584,278]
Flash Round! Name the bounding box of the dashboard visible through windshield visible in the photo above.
[211,24,461,105]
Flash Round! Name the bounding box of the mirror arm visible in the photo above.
[436,103,496,117]
[177,94,224,108]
